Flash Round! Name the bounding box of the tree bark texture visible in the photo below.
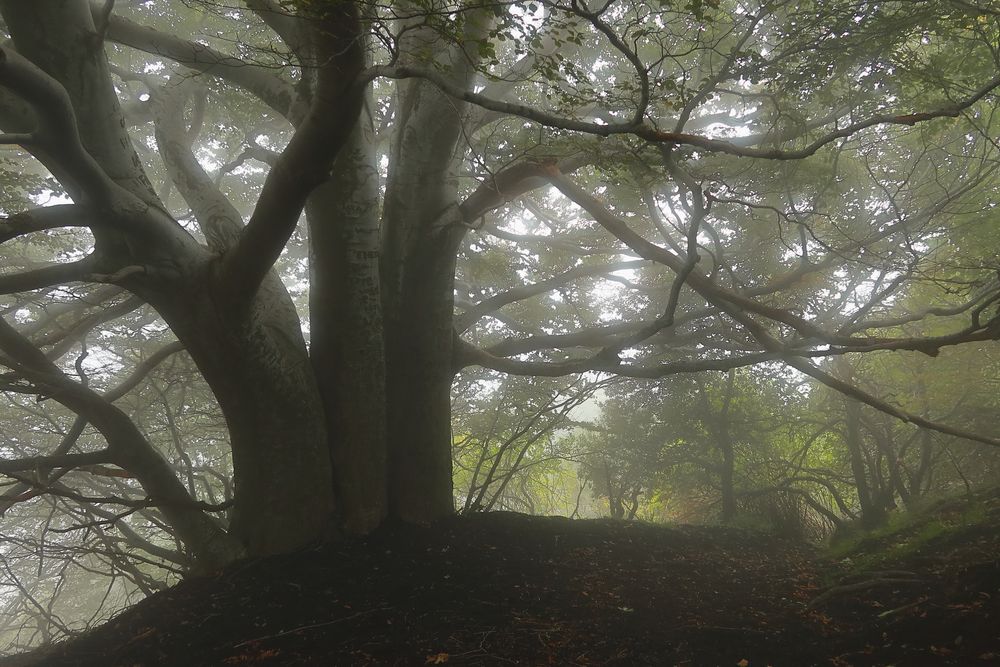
[378,9,492,522]
[308,106,388,534]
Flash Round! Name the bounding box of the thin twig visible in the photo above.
[232,607,390,648]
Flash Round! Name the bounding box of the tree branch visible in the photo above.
[152,77,244,251]
[217,2,366,307]
[105,341,186,402]
[96,4,303,122]
[244,0,305,57]
[0,204,91,243]
[0,450,113,475]
[783,354,1000,448]
[0,46,118,203]
[0,256,99,295]
[456,259,648,333]
[545,169,850,343]
[38,295,144,362]
[364,64,1000,159]
[456,335,779,377]
[0,315,241,565]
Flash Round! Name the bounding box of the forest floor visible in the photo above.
[3,489,1000,666]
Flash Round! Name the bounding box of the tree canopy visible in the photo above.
[1,0,999,651]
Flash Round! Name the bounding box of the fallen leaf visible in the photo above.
[426,652,450,664]
[737,659,750,667]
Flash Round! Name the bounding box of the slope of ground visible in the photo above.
[815,487,1000,665]
[2,493,999,666]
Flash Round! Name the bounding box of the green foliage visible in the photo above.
[826,488,999,575]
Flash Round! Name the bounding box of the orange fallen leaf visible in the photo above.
[426,652,450,664]
[737,659,749,667]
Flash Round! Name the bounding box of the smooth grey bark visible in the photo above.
[308,102,388,534]
[379,8,492,522]
[2,1,159,205]
[144,272,335,556]
[146,71,336,554]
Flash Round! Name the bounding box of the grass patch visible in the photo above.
[822,488,1000,583]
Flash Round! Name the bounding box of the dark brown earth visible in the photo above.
[2,498,999,666]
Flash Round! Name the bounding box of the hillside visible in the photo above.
[3,493,1000,666]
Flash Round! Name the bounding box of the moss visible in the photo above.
[822,488,1000,579]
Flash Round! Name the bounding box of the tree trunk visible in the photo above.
[0,0,490,562]
[845,399,883,526]
[307,109,387,534]
[151,277,335,556]
[718,369,737,522]
[837,360,883,527]
[0,2,326,561]
[383,227,463,522]
[376,6,492,523]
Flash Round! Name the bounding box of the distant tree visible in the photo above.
[576,368,811,524]
[452,372,603,514]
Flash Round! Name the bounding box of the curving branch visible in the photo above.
[0,47,118,203]
[673,13,763,133]
[104,340,186,402]
[244,0,305,57]
[38,295,145,362]
[456,259,648,333]
[456,335,781,378]
[0,450,113,475]
[545,168,1000,355]
[458,156,589,223]
[601,154,707,357]
[562,0,650,127]
[705,299,1000,449]
[783,353,1000,448]
[152,77,244,251]
[544,168,847,343]
[0,413,88,516]
[1,339,183,516]
[95,3,303,122]
[364,64,1000,160]
[483,222,615,256]
[84,503,191,567]
[0,315,241,567]
[217,2,367,307]
[486,322,642,357]
[844,285,1000,335]
[4,476,234,512]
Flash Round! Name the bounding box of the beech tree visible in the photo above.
[1,0,999,587]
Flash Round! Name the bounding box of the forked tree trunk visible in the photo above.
[1,0,485,563]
